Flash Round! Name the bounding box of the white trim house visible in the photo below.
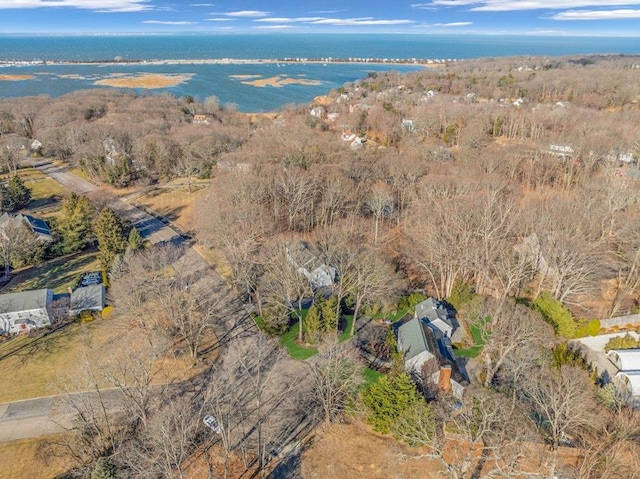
[0,289,54,334]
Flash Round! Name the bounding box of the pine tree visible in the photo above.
[303,303,322,344]
[126,226,147,252]
[319,295,340,332]
[91,457,117,479]
[56,193,96,254]
[361,373,422,433]
[93,206,128,270]
[4,175,31,212]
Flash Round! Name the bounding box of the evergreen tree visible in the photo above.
[56,193,96,254]
[93,206,128,270]
[303,303,322,344]
[319,295,340,332]
[126,226,147,252]
[91,457,117,479]
[361,373,422,433]
[4,175,31,212]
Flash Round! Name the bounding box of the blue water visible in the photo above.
[0,34,638,111]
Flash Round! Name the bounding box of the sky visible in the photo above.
[0,0,639,36]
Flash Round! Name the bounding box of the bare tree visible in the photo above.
[308,341,362,424]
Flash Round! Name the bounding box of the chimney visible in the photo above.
[438,365,452,394]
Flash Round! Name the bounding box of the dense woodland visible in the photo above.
[2,54,640,478]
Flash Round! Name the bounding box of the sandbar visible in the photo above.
[229,74,262,80]
[93,73,193,89]
[0,74,34,81]
[241,75,323,88]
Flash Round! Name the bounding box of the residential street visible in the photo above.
[34,161,183,245]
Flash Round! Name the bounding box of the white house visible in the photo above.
[0,288,54,334]
[607,348,640,399]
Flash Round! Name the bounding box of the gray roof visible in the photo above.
[397,317,437,362]
[0,289,51,314]
[70,284,106,314]
[415,298,452,328]
[0,212,53,241]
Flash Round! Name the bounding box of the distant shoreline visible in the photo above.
[0,57,451,68]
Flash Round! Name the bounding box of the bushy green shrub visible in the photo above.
[361,373,422,434]
[397,291,427,311]
[575,319,600,338]
[604,333,640,352]
[390,401,436,446]
[532,291,576,338]
[259,304,289,336]
[447,279,476,310]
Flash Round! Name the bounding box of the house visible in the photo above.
[69,284,106,317]
[401,119,416,132]
[415,297,454,338]
[396,316,465,398]
[309,107,325,119]
[0,212,54,242]
[285,241,336,291]
[193,114,209,125]
[607,348,640,401]
[0,288,54,334]
[548,144,574,159]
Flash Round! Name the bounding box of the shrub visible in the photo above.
[532,291,576,338]
[575,318,600,338]
[361,373,422,434]
[390,401,436,446]
[447,279,476,310]
[397,291,427,311]
[259,304,289,336]
[101,305,114,319]
[604,333,640,352]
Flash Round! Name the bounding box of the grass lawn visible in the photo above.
[0,435,72,479]
[454,318,488,359]
[5,168,72,212]
[133,178,210,232]
[278,320,318,360]
[362,367,383,387]
[1,249,101,295]
[339,315,354,343]
[0,320,122,403]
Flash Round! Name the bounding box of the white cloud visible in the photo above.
[551,8,640,19]
[255,17,325,23]
[432,21,473,26]
[189,3,214,6]
[143,20,197,24]
[253,25,297,30]
[222,10,269,17]
[206,17,234,21]
[311,17,415,25]
[0,0,152,11]
[420,0,640,11]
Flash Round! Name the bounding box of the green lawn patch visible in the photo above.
[339,315,354,342]
[362,367,384,387]
[1,248,101,294]
[454,317,488,359]
[278,321,318,360]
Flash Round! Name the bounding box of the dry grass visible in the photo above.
[0,435,72,479]
[133,178,210,232]
[0,319,124,403]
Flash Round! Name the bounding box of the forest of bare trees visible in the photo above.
[3,54,640,478]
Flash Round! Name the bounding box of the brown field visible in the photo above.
[0,435,71,479]
[132,178,210,232]
[0,74,34,81]
[241,75,323,88]
[94,73,193,89]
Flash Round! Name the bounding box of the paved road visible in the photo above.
[0,163,249,444]
[35,161,183,245]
